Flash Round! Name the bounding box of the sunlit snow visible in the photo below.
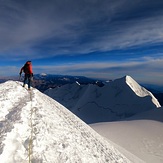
[0,81,130,163]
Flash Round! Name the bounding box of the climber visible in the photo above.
[19,61,33,90]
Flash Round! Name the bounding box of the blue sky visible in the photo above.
[0,0,163,85]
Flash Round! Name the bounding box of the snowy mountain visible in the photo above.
[0,81,131,163]
[45,75,161,123]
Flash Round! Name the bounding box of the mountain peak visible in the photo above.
[45,75,161,123]
[116,75,136,85]
[0,81,130,163]
[124,75,144,95]
[116,75,160,101]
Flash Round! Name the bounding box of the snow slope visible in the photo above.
[45,75,160,123]
[0,81,131,163]
[91,108,163,163]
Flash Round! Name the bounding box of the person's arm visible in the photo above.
[19,67,24,76]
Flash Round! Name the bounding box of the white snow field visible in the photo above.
[0,81,131,163]
[91,108,163,163]
[45,75,161,123]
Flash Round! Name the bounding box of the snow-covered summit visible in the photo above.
[45,75,160,123]
[0,81,130,163]
[40,73,47,76]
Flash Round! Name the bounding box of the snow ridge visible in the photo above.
[0,81,130,163]
[125,75,160,107]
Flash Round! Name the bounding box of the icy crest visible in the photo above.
[125,75,160,107]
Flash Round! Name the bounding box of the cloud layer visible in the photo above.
[0,0,163,85]
[32,57,163,85]
[1,0,163,58]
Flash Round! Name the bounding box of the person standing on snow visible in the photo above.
[19,61,33,90]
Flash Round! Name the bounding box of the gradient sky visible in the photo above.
[0,0,163,85]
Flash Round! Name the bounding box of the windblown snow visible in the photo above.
[0,81,130,163]
[45,75,161,123]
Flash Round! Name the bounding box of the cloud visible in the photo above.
[30,57,163,85]
[1,0,163,60]
[0,66,19,76]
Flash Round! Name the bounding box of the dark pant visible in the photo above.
[23,74,32,89]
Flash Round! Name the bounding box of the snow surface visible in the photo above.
[0,81,131,163]
[125,75,160,105]
[91,108,163,163]
[45,76,161,123]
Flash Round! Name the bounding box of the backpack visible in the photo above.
[23,63,30,74]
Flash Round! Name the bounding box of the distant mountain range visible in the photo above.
[32,74,101,91]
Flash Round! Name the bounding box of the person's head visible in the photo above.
[26,61,31,65]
